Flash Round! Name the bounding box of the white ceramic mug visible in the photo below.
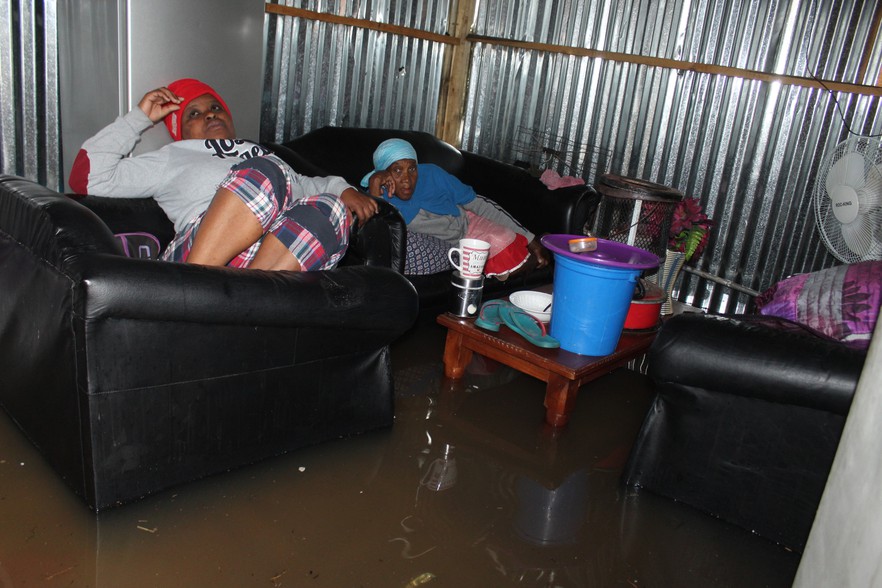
[448,238,491,278]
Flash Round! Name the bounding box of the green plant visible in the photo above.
[669,197,713,261]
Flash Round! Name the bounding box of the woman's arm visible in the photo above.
[68,88,182,197]
[339,188,378,225]
[68,110,153,195]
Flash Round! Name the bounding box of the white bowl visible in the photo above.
[510,290,553,323]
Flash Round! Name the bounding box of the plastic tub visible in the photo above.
[541,234,659,355]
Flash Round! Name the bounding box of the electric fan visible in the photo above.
[814,136,882,263]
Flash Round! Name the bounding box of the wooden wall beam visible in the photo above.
[264,4,458,45]
[435,0,476,146]
[858,2,882,87]
[468,34,882,97]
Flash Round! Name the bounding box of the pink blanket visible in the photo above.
[465,211,529,277]
[540,169,585,190]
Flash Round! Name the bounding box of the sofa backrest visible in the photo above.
[276,125,601,247]
[280,127,465,187]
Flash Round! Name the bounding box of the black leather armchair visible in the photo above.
[622,313,867,551]
[0,174,418,511]
[268,127,600,312]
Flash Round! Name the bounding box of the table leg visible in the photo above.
[442,329,473,379]
[544,373,580,427]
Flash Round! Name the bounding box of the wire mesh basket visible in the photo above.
[592,174,683,262]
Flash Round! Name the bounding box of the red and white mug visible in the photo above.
[448,238,491,278]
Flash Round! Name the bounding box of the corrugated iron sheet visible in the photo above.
[463,0,882,312]
[0,0,61,190]
[262,0,450,140]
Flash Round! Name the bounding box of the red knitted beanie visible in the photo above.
[163,78,231,141]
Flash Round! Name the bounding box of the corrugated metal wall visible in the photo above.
[462,0,882,312]
[0,0,61,190]
[262,0,451,140]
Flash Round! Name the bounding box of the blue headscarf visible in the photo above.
[360,138,419,188]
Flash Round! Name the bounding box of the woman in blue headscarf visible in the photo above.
[361,138,549,277]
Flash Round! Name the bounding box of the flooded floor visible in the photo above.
[0,317,800,587]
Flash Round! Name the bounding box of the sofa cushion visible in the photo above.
[755,260,881,349]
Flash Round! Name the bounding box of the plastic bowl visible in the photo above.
[568,237,598,253]
[510,291,553,323]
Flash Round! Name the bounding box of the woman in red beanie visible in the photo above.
[70,79,378,271]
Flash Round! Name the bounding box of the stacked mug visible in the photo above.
[448,238,490,317]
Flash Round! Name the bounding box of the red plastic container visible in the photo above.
[623,281,664,330]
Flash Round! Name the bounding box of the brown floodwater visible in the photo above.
[0,318,800,587]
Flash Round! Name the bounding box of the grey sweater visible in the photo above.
[70,109,354,233]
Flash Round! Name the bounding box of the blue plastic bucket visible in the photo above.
[541,235,659,356]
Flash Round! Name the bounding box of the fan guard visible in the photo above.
[814,137,882,263]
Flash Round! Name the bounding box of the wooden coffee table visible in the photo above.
[437,313,658,427]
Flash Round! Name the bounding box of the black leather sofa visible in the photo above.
[267,127,600,313]
[0,174,418,511]
[622,313,868,551]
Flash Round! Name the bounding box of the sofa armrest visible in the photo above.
[343,201,407,272]
[627,311,864,551]
[2,175,417,335]
[68,253,418,336]
[459,151,599,236]
[648,313,866,415]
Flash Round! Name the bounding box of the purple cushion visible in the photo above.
[115,232,161,260]
[755,261,881,349]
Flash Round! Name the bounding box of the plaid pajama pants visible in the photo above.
[162,154,350,270]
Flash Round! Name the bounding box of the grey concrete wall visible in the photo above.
[795,321,882,586]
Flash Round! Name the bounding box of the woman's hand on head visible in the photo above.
[138,87,182,123]
[367,171,396,198]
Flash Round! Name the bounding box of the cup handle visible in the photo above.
[448,247,463,271]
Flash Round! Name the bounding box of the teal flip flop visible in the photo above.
[475,299,512,332]
[499,305,560,349]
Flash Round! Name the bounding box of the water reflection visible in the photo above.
[420,443,457,493]
[514,469,589,547]
[0,321,801,587]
